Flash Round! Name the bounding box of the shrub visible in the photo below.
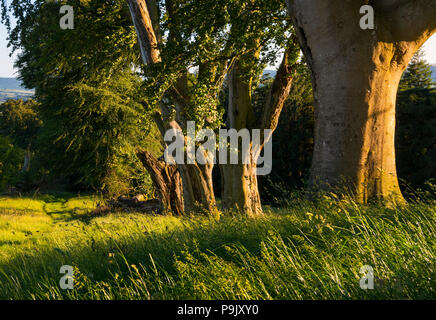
[0,136,24,191]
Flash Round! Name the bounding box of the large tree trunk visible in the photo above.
[220,162,262,216]
[288,0,436,203]
[178,162,216,214]
[137,152,216,215]
[309,58,404,203]
[220,59,262,216]
[137,150,184,215]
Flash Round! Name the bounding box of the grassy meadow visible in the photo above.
[0,191,435,300]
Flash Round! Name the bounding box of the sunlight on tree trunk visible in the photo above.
[221,43,298,215]
[179,162,216,213]
[137,150,184,215]
[221,163,262,216]
[287,0,436,204]
[127,0,217,214]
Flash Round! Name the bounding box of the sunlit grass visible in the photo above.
[0,193,434,300]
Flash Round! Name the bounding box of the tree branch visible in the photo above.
[165,0,189,101]
[128,0,189,126]
[260,35,299,131]
[126,0,161,65]
[374,0,436,43]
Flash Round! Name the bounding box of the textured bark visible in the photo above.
[152,113,216,213]
[287,0,436,203]
[221,163,261,216]
[128,0,216,213]
[137,150,183,215]
[221,46,297,216]
[220,59,261,216]
[127,0,161,65]
[178,163,216,213]
[260,35,298,133]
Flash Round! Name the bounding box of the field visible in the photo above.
[0,89,34,103]
[0,192,435,300]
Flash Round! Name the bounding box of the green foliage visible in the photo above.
[399,49,434,90]
[396,88,436,189]
[0,192,435,299]
[0,136,24,191]
[3,0,161,194]
[0,99,41,149]
[396,48,436,191]
[101,124,162,198]
[0,99,46,191]
[141,0,293,130]
[254,63,314,204]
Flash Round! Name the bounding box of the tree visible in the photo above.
[396,88,436,189]
[0,99,41,150]
[254,62,314,205]
[0,99,41,177]
[128,0,300,215]
[396,49,435,190]
[0,135,24,191]
[287,0,436,204]
[2,0,161,194]
[400,49,434,90]
[127,0,225,214]
[220,37,300,215]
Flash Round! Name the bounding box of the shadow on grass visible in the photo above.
[0,199,435,299]
[0,211,306,298]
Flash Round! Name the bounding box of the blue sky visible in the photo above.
[1,22,436,78]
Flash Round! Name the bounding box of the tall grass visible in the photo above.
[0,192,434,300]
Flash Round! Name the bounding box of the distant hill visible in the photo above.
[263,70,277,79]
[0,78,34,103]
[0,78,31,91]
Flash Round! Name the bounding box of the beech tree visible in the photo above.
[127,0,225,214]
[287,0,436,203]
[128,0,300,215]
[1,0,161,194]
[220,38,299,215]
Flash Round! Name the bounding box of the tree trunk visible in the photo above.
[152,115,217,214]
[220,44,297,215]
[178,162,217,214]
[22,147,31,173]
[128,0,217,214]
[288,0,436,204]
[137,149,216,215]
[309,60,404,203]
[220,59,263,216]
[137,150,184,215]
[220,162,262,216]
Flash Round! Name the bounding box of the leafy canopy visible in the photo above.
[1,0,161,192]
